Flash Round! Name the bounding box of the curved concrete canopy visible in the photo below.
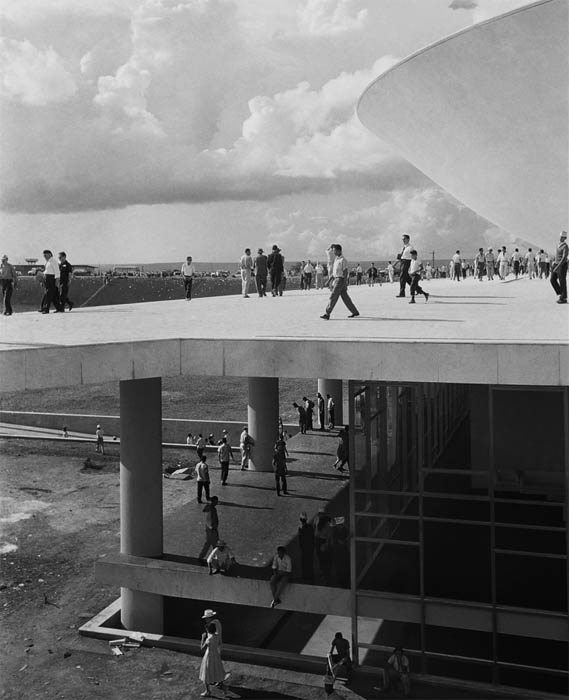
[357,0,568,249]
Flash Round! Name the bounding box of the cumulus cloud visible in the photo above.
[297,0,368,36]
[0,38,76,105]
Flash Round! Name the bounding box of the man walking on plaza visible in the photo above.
[408,250,429,303]
[195,454,211,504]
[272,438,288,496]
[181,255,196,300]
[58,252,74,311]
[267,245,284,296]
[451,251,462,281]
[199,496,219,560]
[525,248,536,279]
[497,246,508,280]
[1,255,18,316]
[320,244,359,320]
[254,248,268,297]
[475,248,485,281]
[217,436,234,486]
[239,248,253,298]
[40,249,62,313]
[270,546,292,608]
[550,231,568,304]
[396,234,413,297]
[485,248,495,280]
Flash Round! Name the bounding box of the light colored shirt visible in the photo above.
[554,241,568,265]
[331,255,349,279]
[0,261,17,283]
[303,262,314,274]
[207,546,234,571]
[451,253,461,264]
[388,653,410,674]
[409,258,422,275]
[315,264,323,274]
[217,443,233,462]
[272,553,292,573]
[181,262,196,276]
[240,254,253,271]
[44,258,60,278]
[195,461,209,482]
[525,251,535,263]
[400,244,413,261]
[497,251,507,263]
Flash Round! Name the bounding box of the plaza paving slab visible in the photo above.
[0,277,567,391]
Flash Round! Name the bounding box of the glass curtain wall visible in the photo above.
[349,381,568,695]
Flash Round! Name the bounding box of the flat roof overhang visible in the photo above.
[1,282,567,391]
[357,0,568,248]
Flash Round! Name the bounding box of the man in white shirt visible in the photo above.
[475,248,486,281]
[206,540,235,575]
[408,250,429,303]
[195,455,211,504]
[451,251,462,281]
[217,437,234,485]
[387,261,394,284]
[497,246,508,280]
[396,234,413,297]
[303,260,315,290]
[510,248,522,279]
[181,256,196,300]
[239,426,254,470]
[315,262,324,289]
[270,545,292,608]
[525,248,536,279]
[40,249,63,313]
[327,394,335,429]
[239,248,253,298]
[355,263,363,285]
[320,244,359,320]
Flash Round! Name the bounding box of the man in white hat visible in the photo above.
[550,231,568,304]
[206,540,235,576]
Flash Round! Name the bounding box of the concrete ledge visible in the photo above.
[95,553,351,616]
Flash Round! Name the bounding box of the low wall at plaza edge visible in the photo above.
[0,411,297,446]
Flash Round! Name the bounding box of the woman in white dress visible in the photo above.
[199,623,226,697]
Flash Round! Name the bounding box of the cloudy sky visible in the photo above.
[0,0,534,264]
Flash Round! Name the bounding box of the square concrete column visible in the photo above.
[119,377,163,633]
[247,377,279,471]
[318,379,343,426]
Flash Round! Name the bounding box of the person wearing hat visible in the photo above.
[199,611,227,696]
[485,248,495,280]
[267,245,284,296]
[201,608,223,645]
[95,424,105,454]
[206,540,235,576]
[550,230,568,304]
[298,512,315,583]
[0,254,18,315]
[254,248,268,297]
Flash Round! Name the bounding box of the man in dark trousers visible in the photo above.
[267,244,284,296]
[40,249,62,313]
[298,512,315,583]
[317,392,326,430]
[293,402,307,434]
[396,234,413,298]
[272,438,288,496]
[58,252,74,311]
[550,230,568,304]
[199,496,219,561]
[254,248,268,297]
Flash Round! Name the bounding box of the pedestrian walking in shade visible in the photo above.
[239,247,253,298]
[195,455,211,504]
[408,250,429,303]
[254,248,268,297]
[270,546,292,608]
[293,402,307,434]
[198,496,219,560]
[550,230,568,304]
[217,437,234,486]
[314,509,334,582]
[317,392,326,430]
[58,252,74,311]
[1,255,18,315]
[395,234,413,297]
[239,426,254,470]
[181,256,196,300]
[333,426,350,472]
[320,244,359,320]
[199,623,226,697]
[298,512,315,583]
[272,438,288,496]
[95,424,105,454]
[327,394,335,430]
[195,433,206,460]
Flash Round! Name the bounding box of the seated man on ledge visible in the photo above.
[375,646,411,697]
[206,540,235,575]
[329,632,352,679]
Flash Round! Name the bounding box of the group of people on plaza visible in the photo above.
[239,245,287,298]
[0,249,75,315]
